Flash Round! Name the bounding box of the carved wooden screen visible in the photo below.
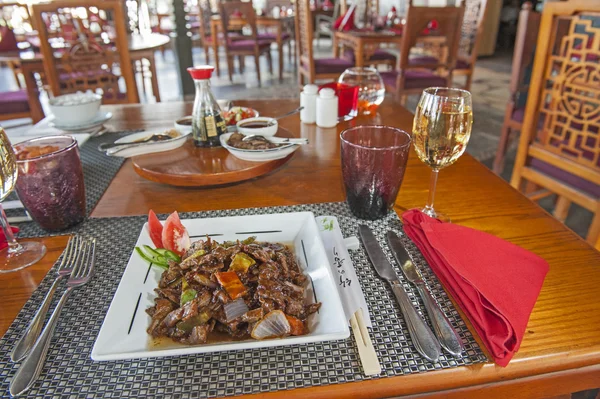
[31,0,138,104]
[458,0,486,62]
[536,13,600,170]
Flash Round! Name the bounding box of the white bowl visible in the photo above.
[236,117,278,137]
[49,93,102,126]
[220,132,300,162]
[174,116,193,135]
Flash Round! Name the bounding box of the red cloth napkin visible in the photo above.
[333,5,355,32]
[0,26,19,53]
[0,226,20,251]
[402,209,549,366]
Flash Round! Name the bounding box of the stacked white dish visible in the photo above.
[48,92,112,133]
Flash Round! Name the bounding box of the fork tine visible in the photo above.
[75,239,95,279]
[57,235,78,269]
[69,240,87,279]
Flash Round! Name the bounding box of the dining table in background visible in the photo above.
[209,15,294,79]
[2,99,599,398]
[0,33,171,123]
[332,29,448,68]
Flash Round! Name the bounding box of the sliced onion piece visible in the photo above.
[250,310,291,340]
[224,298,249,322]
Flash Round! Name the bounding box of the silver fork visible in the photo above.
[11,236,82,362]
[9,237,96,397]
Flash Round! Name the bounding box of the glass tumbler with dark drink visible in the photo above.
[15,135,86,231]
[341,126,411,219]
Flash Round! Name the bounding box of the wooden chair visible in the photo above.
[196,0,214,65]
[296,0,354,85]
[381,3,464,104]
[452,0,488,91]
[31,0,139,104]
[509,0,600,250]
[0,90,33,122]
[0,3,35,89]
[492,2,541,175]
[218,1,274,85]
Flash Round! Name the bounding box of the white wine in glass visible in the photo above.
[0,128,46,273]
[412,87,473,221]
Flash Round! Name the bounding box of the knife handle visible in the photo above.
[390,281,441,362]
[416,284,463,357]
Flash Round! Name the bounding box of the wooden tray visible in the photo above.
[131,129,295,187]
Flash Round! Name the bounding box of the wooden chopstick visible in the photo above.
[349,308,381,376]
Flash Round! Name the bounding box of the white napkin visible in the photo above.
[6,116,91,147]
[316,216,372,327]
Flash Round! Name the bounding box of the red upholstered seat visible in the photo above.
[257,32,291,41]
[343,49,396,62]
[227,39,272,51]
[380,70,447,89]
[530,158,600,198]
[312,58,355,74]
[0,90,30,114]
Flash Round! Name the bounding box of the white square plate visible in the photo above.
[92,212,349,361]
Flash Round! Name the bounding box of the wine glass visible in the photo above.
[412,87,473,221]
[0,128,46,273]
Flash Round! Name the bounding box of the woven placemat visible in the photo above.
[7,130,142,237]
[0,202,487,398]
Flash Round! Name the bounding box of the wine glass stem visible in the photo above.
[424,168,439,217]
[0,203,22,254]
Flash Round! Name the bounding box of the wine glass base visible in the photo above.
[422,207,451,223]
[0,242,47,273]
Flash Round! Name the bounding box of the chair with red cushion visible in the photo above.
[510,0,600,249]
[295,0,354,85]
[381,3,464,105]
[492,2,540,175]
[452,0,487,91]
[219,1,274,84]
[0,89,31,121]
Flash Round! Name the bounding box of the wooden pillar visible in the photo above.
[172,0,195,98]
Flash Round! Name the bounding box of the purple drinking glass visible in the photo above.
[340,126,411,219]
[14,135,86,231]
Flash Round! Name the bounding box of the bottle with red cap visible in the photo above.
[187,66,227,147]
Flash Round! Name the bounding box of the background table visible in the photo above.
[0,33,171,122]
[2,100,600,398]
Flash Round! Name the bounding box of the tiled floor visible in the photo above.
[0,43,592,242]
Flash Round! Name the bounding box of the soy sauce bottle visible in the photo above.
[187,66,227,147]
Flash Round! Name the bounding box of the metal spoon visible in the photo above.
[241,135,308,145]
[98,133,176,151]
[270,106,304,124]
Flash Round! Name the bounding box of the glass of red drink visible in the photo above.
[340,126,411,219]
[14,136,86,231]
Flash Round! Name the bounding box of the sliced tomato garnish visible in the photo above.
[161,211,191,256]
[147,210,164,248]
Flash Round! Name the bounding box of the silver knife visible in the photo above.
[387,231,464,357]
[358,225,441,362]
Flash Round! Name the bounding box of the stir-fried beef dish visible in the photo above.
[227,132,282,150]
[146,237,321,345]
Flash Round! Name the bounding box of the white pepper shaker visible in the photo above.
[300,84,318,124]
[316,88,338,128]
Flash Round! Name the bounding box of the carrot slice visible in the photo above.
[215,271,247,300]
[285,315,307,336]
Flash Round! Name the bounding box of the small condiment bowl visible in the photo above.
[174,116,193,135]
[236,117,278,137]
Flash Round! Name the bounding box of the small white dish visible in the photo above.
[220,132,300,162]
[48,92,102,125]
[91,212,349,361]
[174,116,192,136]
[107,131,187,158]
[51,111,112,132]
[236,117,278,137]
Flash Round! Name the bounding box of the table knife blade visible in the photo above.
[358,225,441,362]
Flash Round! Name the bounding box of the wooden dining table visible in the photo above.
[333,29,446,68]
[0,33,171,123]
[209,15,294,79]
[2,99,600,398]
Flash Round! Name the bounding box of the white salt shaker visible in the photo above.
[300,84,318,124]
[316,88,338,128]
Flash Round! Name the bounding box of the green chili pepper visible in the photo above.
[135,247,169,269]
[155,248,181,262]
[180,288,198,307]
